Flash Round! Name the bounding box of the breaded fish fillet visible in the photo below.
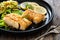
[22,9,35,21]
[33,13,45,24]
[22,9,45,24]
[3,16,19,29]
[3,13,32,30]
[20,18,32,30]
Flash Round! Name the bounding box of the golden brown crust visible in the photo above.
[4,13,32,30]
[22,9,45,24]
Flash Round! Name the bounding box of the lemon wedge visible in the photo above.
[34,6,47,14]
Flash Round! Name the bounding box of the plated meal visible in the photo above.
[0,0,47,31]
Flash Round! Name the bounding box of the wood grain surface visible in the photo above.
[0,0,60,40]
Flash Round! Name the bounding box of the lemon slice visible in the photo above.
[34,6,47,14]
[28,2,40,7]
[20,2,40,10]
[27,2,47,14]
[20,2,47,14]
[20,2,28,10]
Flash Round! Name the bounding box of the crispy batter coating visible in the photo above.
[3,13,32,30]
[22,9,45,24]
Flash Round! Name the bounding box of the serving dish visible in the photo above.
[0,0,53,34]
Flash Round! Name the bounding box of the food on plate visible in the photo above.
[33,6,47,14]
[20,18,32,30]
[0,0,47,30]
[20,2,34,10]
[3,16,19,29]
[22,9,45,24]
[0,6,6,14]
[1,1,18,9]
[3,14,32,30]
[20,2,47,14]
[27,2,47,14]
[27,2,40,7]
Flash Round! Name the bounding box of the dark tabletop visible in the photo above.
[0,0,60,40]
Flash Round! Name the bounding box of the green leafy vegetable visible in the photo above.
[0,20,10,30]
[0,20,7,27]
[1,14,6,19]
[12,10,23,15]
[4,26,10,30]
[0,1,22,30]
[26,4,34,10]
[6,9,11,14]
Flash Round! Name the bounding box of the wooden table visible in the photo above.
[0,0,60,40]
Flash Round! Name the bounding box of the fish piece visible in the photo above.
[3,16,19,29]
[20,18,32,30]
[6,13,22,21]
[19,19,28,30]
[23,18,32,26]
[22,9,45,24]
[22,9,35,21]
[5,13,32,30]
[33,13,45,24]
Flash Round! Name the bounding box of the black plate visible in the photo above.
[0,0,53,33]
